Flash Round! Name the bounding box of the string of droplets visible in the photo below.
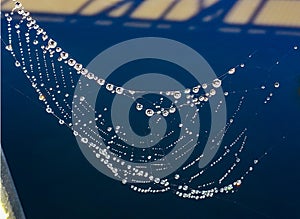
[3,0,298,200]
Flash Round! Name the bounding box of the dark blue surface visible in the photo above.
[1,2,300,219]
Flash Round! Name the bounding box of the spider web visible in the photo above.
[2,1,298,202]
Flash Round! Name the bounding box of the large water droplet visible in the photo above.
[74,63,83,71]
[48,39,57,49]
[60,52,69,59]
[212,79,222,88]
[174,91,181,99]
[67,59,76,66]
[116,87,124,94]
[145,109,154,117]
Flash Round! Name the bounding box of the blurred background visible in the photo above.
[1,0,300,219]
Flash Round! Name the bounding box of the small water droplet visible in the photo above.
[15,61,21,67]
[5,45,13,51]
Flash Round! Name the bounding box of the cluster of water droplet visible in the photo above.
[3,0,297,201]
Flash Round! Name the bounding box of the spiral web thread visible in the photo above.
[2,1,298,200]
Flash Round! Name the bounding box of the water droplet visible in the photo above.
[162,110,169,117]
[42,34,48,41]
[15,2,22,8]
[39,94,45,101]
[106,84,114,91]
[169,107,176,113]
[136,103,143,111]
[116,87,124,94]
[48,39,57,48]
[210,89,216,96]
[79,96,85,101]
[81,138,88,144]
[46,107,52,113]
[74,63,83,71]
[80,68,88,75]
[174,91,181,99]
[274,82,280,88]
[36,28,43,35]
[97,79,105,85]
[5,45,13,51]
[60,52,69,59]
[56,47,62,52]
[212,79,222,88]
[107,127,112,132]
[228,68,236,74]
[145,109,154,117]
[17,9,24,15]
[15,61,21,67]
[24,11,30,17]
[192,86,199,93]
[67,59,76,66]
[123,90,133,96]
[87,73,94,80]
